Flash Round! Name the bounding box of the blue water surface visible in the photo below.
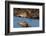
[13,16,39,28]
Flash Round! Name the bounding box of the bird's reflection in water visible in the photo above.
[13,16,39,28]
[18,21,32,27]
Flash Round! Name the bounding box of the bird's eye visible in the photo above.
[19,16,21,17]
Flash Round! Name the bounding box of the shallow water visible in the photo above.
[13,16,39,28]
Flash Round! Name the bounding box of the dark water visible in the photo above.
[13,16,39,28]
